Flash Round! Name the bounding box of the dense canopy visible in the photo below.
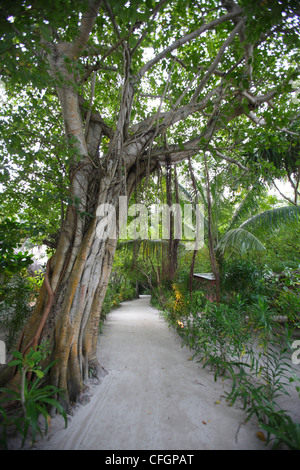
[0,0,299,408]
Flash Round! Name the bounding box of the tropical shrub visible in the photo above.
[220,258,263,299]
[0,344,67,449]
[100,279,137,329]
[0,274,33,351]
[0,218,33,278]
[260,414,300,450]
[262,267,300,323]
[178,295,300,450]
[274,290,300,323]
[183,301,251,378]
[0,218,41,351]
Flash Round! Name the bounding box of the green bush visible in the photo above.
[0,344,67,449]
[260,413,300,450]
[178,295,300,450]
[262,267,300,323]
[0,274,33,350]
[101,288,122,318]
[183,301,251,379]
[100,280,138,328]
[189,290,207,315]
[220,258,262,298]
[275,290,300,322]
[0,218,39,351]
[0,218,33,277]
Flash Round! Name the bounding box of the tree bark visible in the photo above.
[0,0,290,405]
[203,152,220,305]
[188,158,200,296]
[4,37,141,407]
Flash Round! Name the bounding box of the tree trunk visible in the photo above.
[14,152,151,406]
[203,152,220,304]
[188,158,199,296]
[16,176,120,402]
[7,115,157,407]
[165,160,180,280]
[2,45,144,406]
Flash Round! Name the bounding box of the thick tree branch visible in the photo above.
[102,0,121,39]
[131,0,169,55]
[134,8,243,81]
[81,0,168,83]
[85,71,97,138]
[81,23,143,83]
[221,0,254,79]
[130,83,224,135]
[191,18,245,103]
[211,148,249,171]
[140,96,255,165]
[78,95,113,139]
[72,0,102,57]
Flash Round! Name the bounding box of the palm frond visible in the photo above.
[239,205,300,234]
[227,186,265,232]
[217,228,266,255]
[177,182,207,208]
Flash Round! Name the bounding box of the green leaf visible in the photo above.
[34,370,44,379]
[40,24,52,41]
[7,359,22,368]
[242,78,250,89]
[11,350,23,360]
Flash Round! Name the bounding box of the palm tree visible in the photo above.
[217,199,300,257]
[180,165,300,257]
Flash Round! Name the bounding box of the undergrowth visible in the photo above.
[157,277,300,450]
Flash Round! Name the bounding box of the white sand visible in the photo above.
[31,295,287,450]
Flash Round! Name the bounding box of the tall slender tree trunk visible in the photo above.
[203,152,220,305]
[165,160,180,280]
[188,158,199,296]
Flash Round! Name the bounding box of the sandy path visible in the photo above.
[37,295,268,450]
